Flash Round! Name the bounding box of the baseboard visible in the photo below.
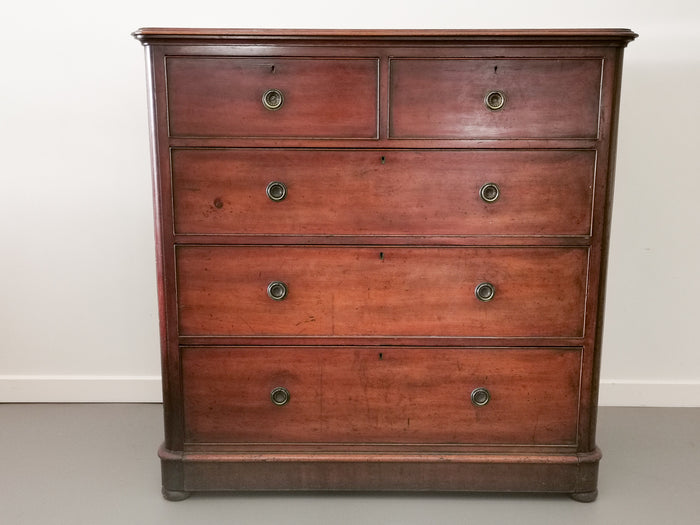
[0,376,698,406]
[599,380,700,407]
[0,375,162,402]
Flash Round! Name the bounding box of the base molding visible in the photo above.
[159,444,601,499]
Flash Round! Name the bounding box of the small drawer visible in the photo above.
[182,346,582,445]
[171,149,595,236]
[389,58,603,139]
[176,246,588,338]
[165,57,378,138]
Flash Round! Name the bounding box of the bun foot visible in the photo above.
[570,490,598,502]
[162,487,191,501]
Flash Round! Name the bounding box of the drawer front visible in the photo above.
[172,149,595,236]
[182,347,581,445]
[166,57,378,138]
[389,58,602,139]
[176,246,587,337]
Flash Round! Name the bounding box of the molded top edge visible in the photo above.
[132,28,638,45]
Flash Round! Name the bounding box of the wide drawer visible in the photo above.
[182,346,582,445]
[176,246,588,338]
[165,57,378,138]
[171,149,595,236]
[389,58,603,139]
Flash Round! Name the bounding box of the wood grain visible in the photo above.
[134,28,636,498]
[175,246,588,337]
[390,58,603,139]
[172,149,595,236]
[182,346,582,445]
[166,57,378,138]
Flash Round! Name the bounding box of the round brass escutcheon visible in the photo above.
[479,182,500,203]
[484,90,505,111]
[475,282,495,302]
[266,181,287,202]
[262,89,284,110]
[471,387,490,407]
[270,386,290,406]
[267,281,288,301]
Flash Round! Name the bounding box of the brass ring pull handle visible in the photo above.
[475,282,495,302]
[479,182,500,203]
[267,281,288,301]
[262,89,284,110]
[484,90,505,110]
[471,387,490,407]
[270,387,290,406]
[266,181,287,201]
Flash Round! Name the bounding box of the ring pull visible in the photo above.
[471,387,490,407]
[266,181,287,202]
[479,182,500,203]
[475,282,495,302]
[267,281,288,301]
[262,89,284,110]
[270,387,290,406]
[484,90,505,111]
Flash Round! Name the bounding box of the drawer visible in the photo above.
[172,149,595,236]
[182,346,582,445]
[389,58,602,139]
[165,57,378,138]
[176,246,588,338]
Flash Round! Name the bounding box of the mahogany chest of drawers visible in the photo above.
[133,28,636,501]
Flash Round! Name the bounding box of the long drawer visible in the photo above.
[171,149,595,236]
[165,57,379,138]
[176,246,588,338]
[389,58,603,139]
[182,346,582,445]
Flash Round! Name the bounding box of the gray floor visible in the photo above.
[1,405,698,524]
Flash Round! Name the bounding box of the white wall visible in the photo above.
[0,1,698,405]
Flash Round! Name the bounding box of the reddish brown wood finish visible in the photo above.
[134,28,636,501]
[166,57,378,138]
[176,246,588,337]
[172,149,595,236]
[159,443,602,494]
[182,347,581,445]
[389,58,603,139]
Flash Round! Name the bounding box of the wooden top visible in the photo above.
[133,28,637,46]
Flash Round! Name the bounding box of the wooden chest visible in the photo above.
[133,28,636,501]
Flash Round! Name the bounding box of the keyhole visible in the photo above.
[271,65,275,73]
[494,65,498,73]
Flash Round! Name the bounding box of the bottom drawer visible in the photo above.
[182,347,581,446]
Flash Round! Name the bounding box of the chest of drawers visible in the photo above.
[133,28,636,501]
